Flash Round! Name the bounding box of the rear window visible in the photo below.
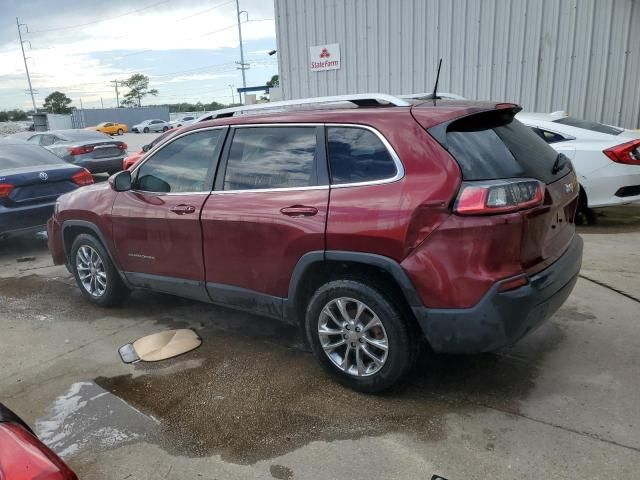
[0,144,64,169]
[60,130,110,141]
[442,111,569,183]
[554,117,622,136]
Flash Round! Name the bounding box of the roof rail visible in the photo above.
[197,93,410,122]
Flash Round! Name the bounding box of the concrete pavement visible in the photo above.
[0,206,638,479]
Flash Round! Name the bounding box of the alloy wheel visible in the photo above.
[318,297,389,377]
[76,245,107,297]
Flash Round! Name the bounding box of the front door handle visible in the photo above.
[170,204,196,215]
[280,205,318,217]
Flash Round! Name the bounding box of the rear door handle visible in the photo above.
[170,204,196,215]
[280,205,318,217]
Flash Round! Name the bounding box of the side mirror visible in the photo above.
[142,144,151,152]
[109,170,132,192]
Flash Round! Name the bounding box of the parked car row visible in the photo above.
[47,93,583,392]
[8,129,127,175]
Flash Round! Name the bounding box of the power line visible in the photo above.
[28,0,172,34]
[176,0,236,22]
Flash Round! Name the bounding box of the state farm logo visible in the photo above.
[310,44,341,71]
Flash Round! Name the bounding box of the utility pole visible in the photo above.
[100,97,104,108]
[79,98,84,109]
[235,0,249,103]
[16,18,37,113]
[110,80,120,107]
[229,84,235,104]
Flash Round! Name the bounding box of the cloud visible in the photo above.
[0,0,277,109]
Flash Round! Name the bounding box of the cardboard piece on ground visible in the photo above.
[118,329,202,363]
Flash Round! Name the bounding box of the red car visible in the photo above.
[0,403,77,479]
[48,94,582,392]
[122,129,175,170]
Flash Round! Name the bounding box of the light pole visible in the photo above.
[16,18,37,113]
[229,84,236,104]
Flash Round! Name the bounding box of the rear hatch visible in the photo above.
[414,105,578,275]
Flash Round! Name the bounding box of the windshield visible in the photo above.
[554,117,623,135]
[442,111,571,183]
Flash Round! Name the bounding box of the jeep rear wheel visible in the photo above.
[70,234,129,307]
[305,280,416,393]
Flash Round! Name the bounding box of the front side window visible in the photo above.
[135,129,222,193]
[326,127,397,185]
[223,127,317,190]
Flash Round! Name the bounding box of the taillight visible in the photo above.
[0,183,14,197]
[0,422,78,480]
[68,145,94,155]
[455,179,545,215]
[603,139,640,165]
[71,169,94,186]
[117,142,127,150]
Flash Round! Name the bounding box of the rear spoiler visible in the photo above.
[417,103,522,148]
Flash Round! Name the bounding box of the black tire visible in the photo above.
[575,186,596,225]
[70,233,129,307]
[162,126,168,132]
[305,279,417,393]
[117,128,123,135]
[143,127,150,133]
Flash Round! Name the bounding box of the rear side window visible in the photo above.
[135,129,222,193]
[442,112,569,183]
[554,117,622,136]
[327,127,397,184]
[224,127,317,190]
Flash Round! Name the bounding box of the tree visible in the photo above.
[266,74,279,88]
[121,73,158,107]
[43,91,72,114]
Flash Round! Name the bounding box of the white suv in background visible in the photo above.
[516,111,640,223]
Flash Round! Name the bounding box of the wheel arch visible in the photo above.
[62,220,128,284]
[286,251,423,327]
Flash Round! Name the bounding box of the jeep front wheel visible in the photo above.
[70,234,129,307]
[305,280,416,393]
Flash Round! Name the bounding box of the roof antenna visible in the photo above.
[431,58,443,106]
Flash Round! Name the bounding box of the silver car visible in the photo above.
[14,129,127,175]
[131,119,170,133]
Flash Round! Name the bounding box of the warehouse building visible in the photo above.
[274,0,640,128]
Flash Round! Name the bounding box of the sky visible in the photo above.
[0,0,278,110]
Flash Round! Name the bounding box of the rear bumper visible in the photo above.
[74,157,125,173]
[0,203,54,239]
[414,235,583,353]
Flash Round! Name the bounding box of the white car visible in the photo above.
[131,119,170,133]
[516,111,640,222]
[168,115,196,129]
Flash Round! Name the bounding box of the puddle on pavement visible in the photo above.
[10,273,566,465]
[94,320,565,464]
[35,381,159,458]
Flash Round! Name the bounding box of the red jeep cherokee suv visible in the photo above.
[48,94,582,392]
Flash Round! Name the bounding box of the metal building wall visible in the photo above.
[70,106,170,129]
[274,0,640,128]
